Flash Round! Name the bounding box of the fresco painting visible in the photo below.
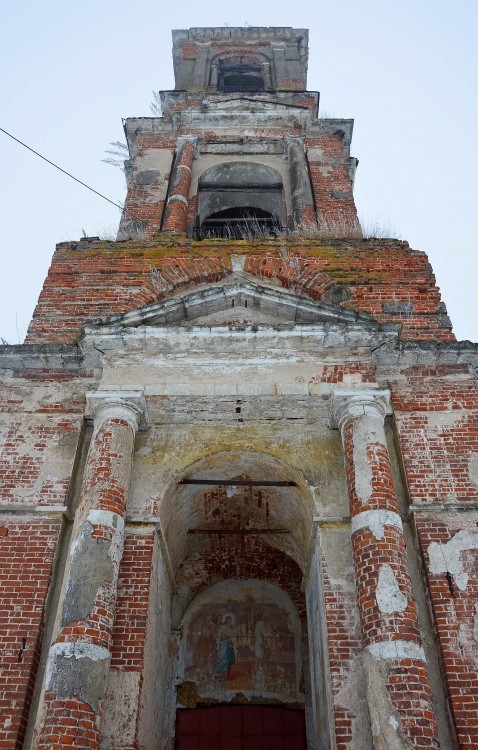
[183,597,298,697]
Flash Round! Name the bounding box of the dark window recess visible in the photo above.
[195,207,283,240]
[219,63,264,92]
[197,163,285,240]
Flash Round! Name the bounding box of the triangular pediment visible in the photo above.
[86,282,379,330]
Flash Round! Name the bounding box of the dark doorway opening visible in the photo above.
[175,705,306,750]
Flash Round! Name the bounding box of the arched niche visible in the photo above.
[196,162,285,238]
[177,579,304,705]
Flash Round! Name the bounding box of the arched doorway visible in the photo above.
[156,451,332,750]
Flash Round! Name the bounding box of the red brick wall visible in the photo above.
[0,376,85,507]
[25,239,453,344]
[173,482,306,618]
[392,366,478,505]
[0,519,62,749]
[392,365,478,749]
[416,515,478,750]
[111,531,155,672]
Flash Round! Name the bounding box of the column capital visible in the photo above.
[85,390,148,432]
[176,135,199,154]
[284,135,305,148]
[329,388,391,432]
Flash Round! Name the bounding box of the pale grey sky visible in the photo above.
[1,0,477,343]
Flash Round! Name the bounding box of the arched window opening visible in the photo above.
[195,162,286,240]
[199,207,279,239]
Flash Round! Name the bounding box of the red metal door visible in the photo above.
[175,705,306,750]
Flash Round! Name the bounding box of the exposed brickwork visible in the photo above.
[35,695,98,750]
[0,417,81,506]
[321,363,376,383]
[0,520,61,749]
[2,23,477,750]
[320,551,363,750]
[392,369,478,505]
[110,531,155,671]
[101,530,156,750]
[339,404,440,748]
[34,415,137,750]
[416,515,478,750]
[25,239,453,344]
[162,139,195,232]
[174,482,306,618]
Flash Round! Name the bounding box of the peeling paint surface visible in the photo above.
[469,454,478,490]
[101,672,140,749]
[428,529,478,591]
[351,509,403,541]
[46,642,111,713]
[352,414,386,504]
[62,521,115,627]
[376,564,407,614]
[367,640,426,662]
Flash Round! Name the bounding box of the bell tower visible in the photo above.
[171,27,308,92]
[118,26,359,242]
[2,25,478,750]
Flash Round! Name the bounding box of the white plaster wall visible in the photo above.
[305,540,334,750]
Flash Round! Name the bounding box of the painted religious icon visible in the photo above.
[214,614,237,676]
[181,581,301,703]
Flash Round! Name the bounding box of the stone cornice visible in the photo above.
[2,338,478,375]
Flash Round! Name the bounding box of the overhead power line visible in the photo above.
[0,126,124,210]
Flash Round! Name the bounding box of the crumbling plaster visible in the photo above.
[428,528,478,591]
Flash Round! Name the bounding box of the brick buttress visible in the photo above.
[33,391,146,750]
[330,389,440,749]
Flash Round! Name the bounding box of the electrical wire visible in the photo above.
[0,126,124,210]
[0,127,297,289]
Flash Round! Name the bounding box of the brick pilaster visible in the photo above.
[330,390,439,749]
[284,136,316,229]
[33,392,146,750]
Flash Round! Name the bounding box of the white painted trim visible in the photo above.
[367,640,426,662]
[167,194,188,205]
[351,509,403,541]
[50,640,110,660]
